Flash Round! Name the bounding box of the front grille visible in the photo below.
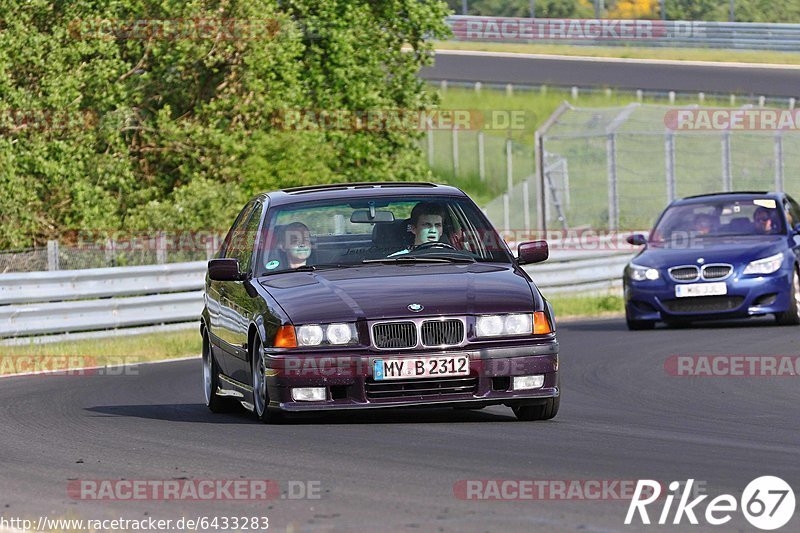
[670,266,700,281]
[421,319,464,346]
[702,265,733,280]
[365,376,478,400]
[372,322,417,349]
[662,296,744,313]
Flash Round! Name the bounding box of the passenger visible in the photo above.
[753,207,779,235]
[277,222,313,268]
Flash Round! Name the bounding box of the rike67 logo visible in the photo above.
[625,477,795,530]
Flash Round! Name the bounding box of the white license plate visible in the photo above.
[675,282,728,298]
[373,355,470,380]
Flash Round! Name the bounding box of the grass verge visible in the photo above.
[434,41,800,66]
[546,293,624,319]
[0,328,201,375]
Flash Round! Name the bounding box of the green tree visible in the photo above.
[0,0,449,247]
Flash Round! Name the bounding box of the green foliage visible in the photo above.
[446,0,592,17]
[0,0,449,247]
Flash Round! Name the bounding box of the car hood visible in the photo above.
[634,236,786,269]
[259,263,534,323]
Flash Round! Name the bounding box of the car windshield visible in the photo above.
[254,195,513,275]
[650,198,785,242]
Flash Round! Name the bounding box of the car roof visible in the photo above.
[259,182,467,206]
[673,191,784,206]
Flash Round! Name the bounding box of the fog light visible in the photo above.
[512,375,544,390]
[291,387,326,401]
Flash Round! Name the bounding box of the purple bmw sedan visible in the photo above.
[201,182,558,423]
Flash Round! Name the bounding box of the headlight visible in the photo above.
[326,323,355,345]
[627,263,660,281]
[743,252,784,275]
[296,325,324,346]
[296,323,357,346]
[476,313,547,338]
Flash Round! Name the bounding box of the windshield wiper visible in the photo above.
[362,256,475,265]
[260,263,359,275]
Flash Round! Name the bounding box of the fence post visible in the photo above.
[534,131,546,231]
[206,239,216,260]
[505,83,514,97]
[774,132,785,193]
[606,132,619,231]
[477,130,485,181]
[506,137,514,194]
[426,119,434,167]
[721,132,732,191]
[503,193,510,235]
[522,180,531,231]
[665,131,676,202]
[452,126,459,177]
[46,240,59,271]
[156,231,167,264]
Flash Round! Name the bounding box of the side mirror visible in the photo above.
[208,258,245,281]
[626,234,648,246]
[517,240,549,265]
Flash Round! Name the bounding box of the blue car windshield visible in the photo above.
[254,196,514,275]
[651,198,785,242]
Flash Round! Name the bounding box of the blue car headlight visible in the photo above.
[627,263,660,281]
[743,252,784,275]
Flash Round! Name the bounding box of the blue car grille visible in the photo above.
[669,266,699,281]
[662,296,744,313]
[701,265,733,280]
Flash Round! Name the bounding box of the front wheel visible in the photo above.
[776,269,800,326]
[512,396,559,421]
[252,337,284,424]
[626,308,655,330]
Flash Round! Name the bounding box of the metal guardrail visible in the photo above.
[0,250,631,338]
[446,16,800,51]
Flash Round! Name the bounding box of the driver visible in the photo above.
[388,202,446,257]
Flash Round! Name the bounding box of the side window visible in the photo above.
[787,198,800,229]
[227,202,264,275]
[220,201,256,258]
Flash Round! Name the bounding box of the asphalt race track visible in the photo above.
[421,50,800,97]
[1,317,799,532]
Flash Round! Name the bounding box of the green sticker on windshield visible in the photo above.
[265,260,280,270]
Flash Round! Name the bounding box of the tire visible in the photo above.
[512,396,559,421]
[776,269,800,326]
[202,330,235,413]
[626,308,655,330]
[252,336,284,424]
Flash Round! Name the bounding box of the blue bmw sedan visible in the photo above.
[624,192,800,330]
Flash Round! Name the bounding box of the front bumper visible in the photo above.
[625,270,793,322]
[263,342,559,412]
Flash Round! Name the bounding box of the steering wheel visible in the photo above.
[413,242,457,251]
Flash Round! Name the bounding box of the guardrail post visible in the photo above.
[721,131,732,191]
[505,84,513,97]
[46,240,59,271]
[774,132,785,193]
[665,131,676,202]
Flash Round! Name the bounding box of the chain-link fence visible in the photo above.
[0,235,219,274]
[541,103,800,231]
